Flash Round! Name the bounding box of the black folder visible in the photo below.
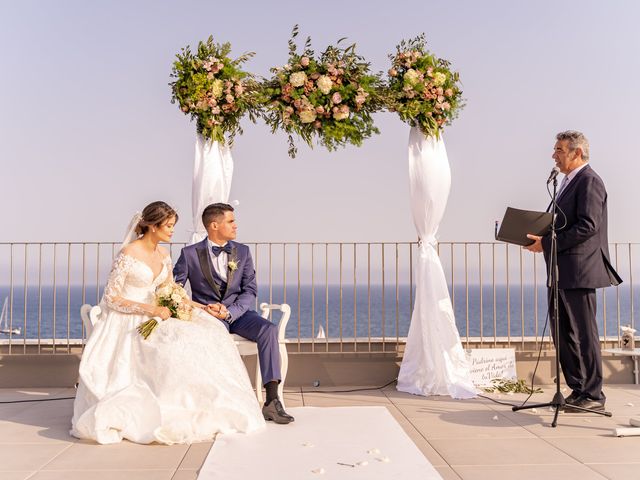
[495,207,553,246]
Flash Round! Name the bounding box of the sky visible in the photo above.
[1,0,639,244]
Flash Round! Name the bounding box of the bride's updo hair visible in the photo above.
[135,201,179,236]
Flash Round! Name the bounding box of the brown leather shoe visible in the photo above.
[262,398,295,424]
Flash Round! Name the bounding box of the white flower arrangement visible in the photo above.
[137,282,193,339]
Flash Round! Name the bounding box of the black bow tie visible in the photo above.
[212,244,232,257]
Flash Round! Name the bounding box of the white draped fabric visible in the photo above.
[190,134,234,244]
[397,127,476,399]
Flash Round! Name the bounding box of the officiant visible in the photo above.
[525,130,621,413]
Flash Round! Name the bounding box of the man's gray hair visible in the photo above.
[556,130,589,161]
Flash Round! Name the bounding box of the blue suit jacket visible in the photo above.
[173,239,257,321]
[542,165,622,289]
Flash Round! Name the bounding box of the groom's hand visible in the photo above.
[205,303,229,320]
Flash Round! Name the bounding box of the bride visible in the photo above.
[71,201,265,444]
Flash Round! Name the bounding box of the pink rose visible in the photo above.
[331,92,342,104]
[226,94,235,103]
[300,56,310,67]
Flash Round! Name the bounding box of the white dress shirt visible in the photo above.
[207,239,228,282]
[557,163,588,199]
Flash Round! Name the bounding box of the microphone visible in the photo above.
[546,166,560,184]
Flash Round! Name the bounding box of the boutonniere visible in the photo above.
[228,259,239,272]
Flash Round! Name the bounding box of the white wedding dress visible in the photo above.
[71,252,265,444]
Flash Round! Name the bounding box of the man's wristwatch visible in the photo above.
[224,312,232,322]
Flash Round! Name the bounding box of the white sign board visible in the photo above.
[465,348,517,386]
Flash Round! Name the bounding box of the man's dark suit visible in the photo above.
[542,164,622,401]
[173,239,281,386]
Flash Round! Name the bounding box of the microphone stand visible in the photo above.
[512,174,612,427]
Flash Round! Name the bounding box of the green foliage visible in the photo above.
[169,30,465,156]
[169,36,259,145]
[260,25,384,157]
[384,34,465,139]
[483,378,543,394]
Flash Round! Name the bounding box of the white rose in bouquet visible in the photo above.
[176,306,191,321]
[403,68,420,86]
[433,72,447,86]
[289,71,307,87]
[139,282,193,339]
[211,79,224,98]
[157,285,172,297]
[299,109,317,123]
[316,75,333,95]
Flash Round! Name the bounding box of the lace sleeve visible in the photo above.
[102,253,152,315]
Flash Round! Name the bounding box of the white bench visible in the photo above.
[80,302,290,406]
[233,303,290,406]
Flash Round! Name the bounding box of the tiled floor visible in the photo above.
[2,385,640,479]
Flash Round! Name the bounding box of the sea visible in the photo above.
[0,283,637,341]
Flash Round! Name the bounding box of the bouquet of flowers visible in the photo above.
[137,282,193,339]
[170,36,259,145]
[385,34,464,138]
[261,25,383,157]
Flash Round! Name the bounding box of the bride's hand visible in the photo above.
[153,306,171,320]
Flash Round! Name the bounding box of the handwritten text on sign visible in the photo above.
[465,348,517,386]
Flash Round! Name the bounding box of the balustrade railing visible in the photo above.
[0,242,636,354]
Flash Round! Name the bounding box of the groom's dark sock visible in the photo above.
[265,381,279,406]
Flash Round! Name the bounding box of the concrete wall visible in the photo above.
[0,344,636,388]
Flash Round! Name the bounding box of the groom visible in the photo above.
[173,203,294,424]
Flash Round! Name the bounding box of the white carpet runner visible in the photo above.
[198,406,441,479]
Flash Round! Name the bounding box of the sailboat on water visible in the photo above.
[0,297,21,335]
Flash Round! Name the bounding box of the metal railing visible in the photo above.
[0,241,637,354]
